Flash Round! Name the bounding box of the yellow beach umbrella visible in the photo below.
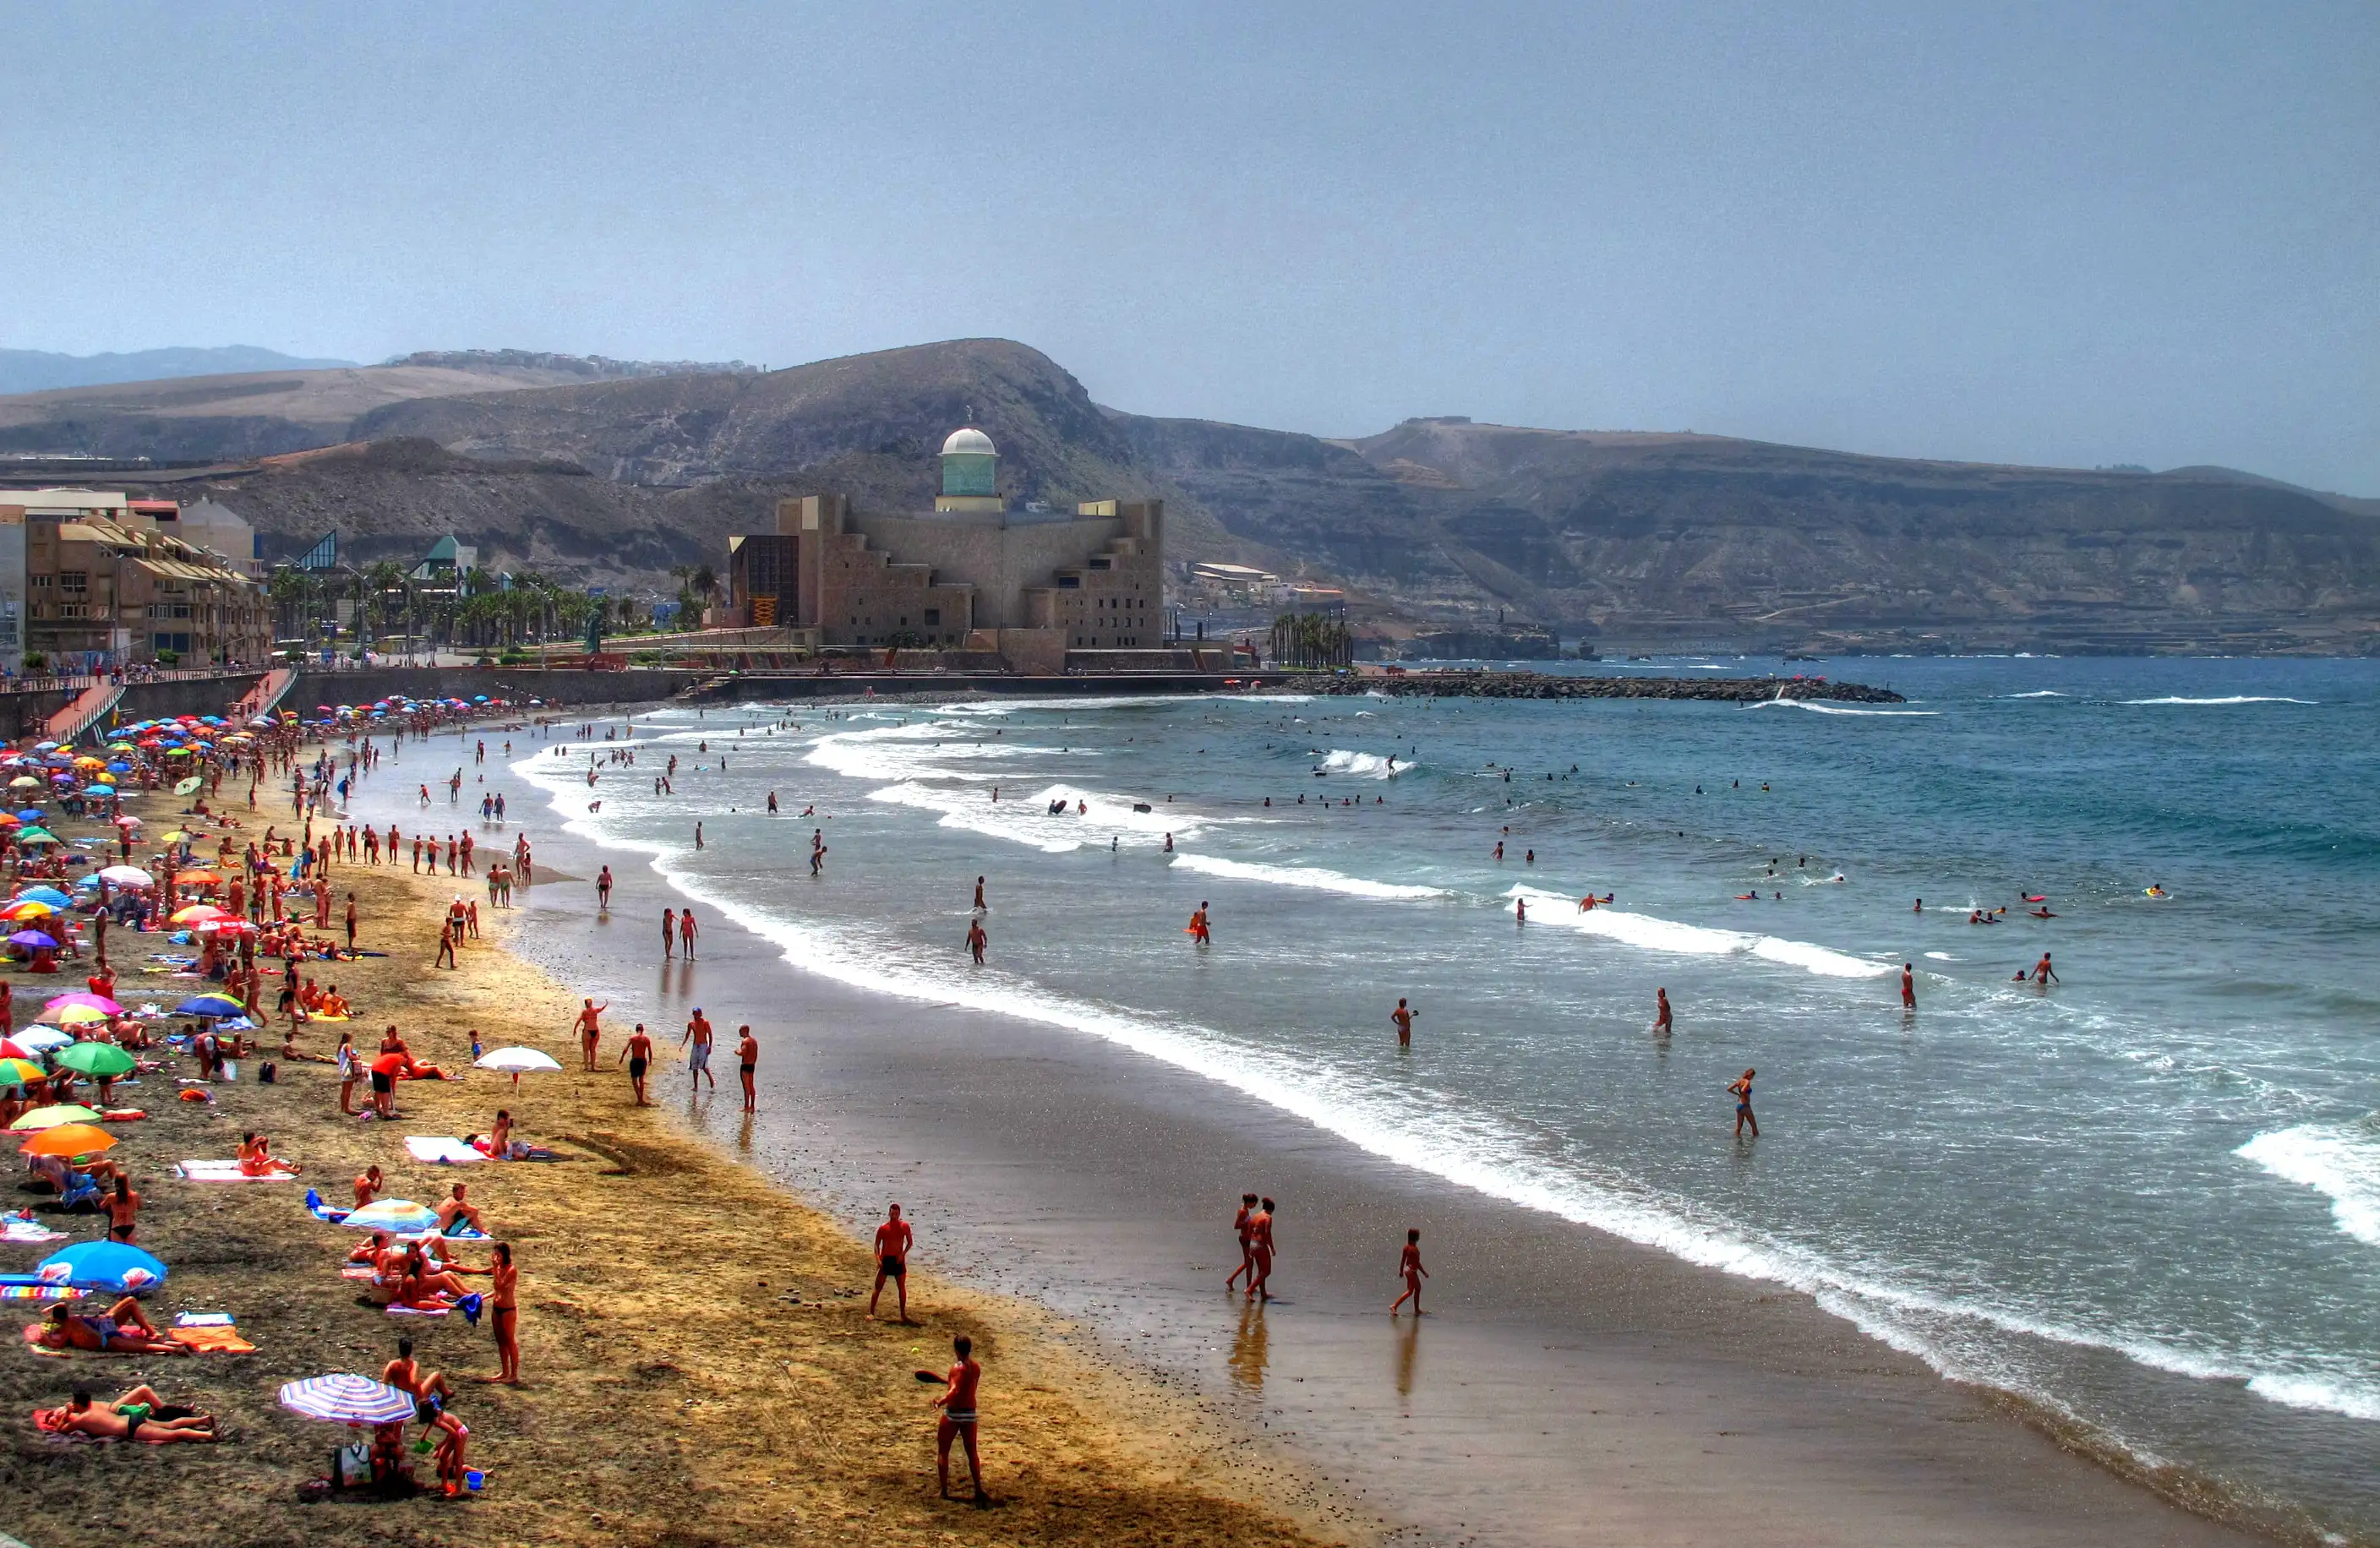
[50,1005,109,1026]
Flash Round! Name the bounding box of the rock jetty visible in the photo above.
[1319,672,1904,703]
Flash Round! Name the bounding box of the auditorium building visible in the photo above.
[728,428,1168,673]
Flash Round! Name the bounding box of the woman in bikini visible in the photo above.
[464,1241,521,1383]
[104,1175,139,1243]
[1728,1069,1758,1138]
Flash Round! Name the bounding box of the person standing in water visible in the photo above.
[596,865,613,911]
[1245,1197,1277,1301]
[735,1025,758,1111]
[679,908,698,962]
[1187,902,1211,946]
[966,918,987,964]
[1225,1193,1259,1292]
[680,1007,714,1090]
[2033,951,2059,986]
[1901,963,1916,1010]
[1392,998,1416,1048]
[1390,1228,1428,1316]
[661,908,676,961]
[972,875,985,911]
[1728,1070,1758,1137]
[1654,989,1673,1034]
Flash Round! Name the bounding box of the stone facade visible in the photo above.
[731,428,1165,667]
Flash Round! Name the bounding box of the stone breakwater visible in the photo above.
[1322,673,1905,703]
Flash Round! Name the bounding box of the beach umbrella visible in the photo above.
[8,1027,70,1052]
[169,905,231,925]
[278,1374,418,1426]
[196,918,256,937]
[54,1044,134,1077]
[172,995,246,1018]
[7,777,35,791]
[7,930,58,951]
[342,1199,440,1233]
[49,1004,112,1026]
[16,886,70,908]
[106,761,132,774]
[11,809,40,823]
[97,866,151,887]
[15,831,58,848]
[175,869,222,887]
[473,1046,561,1087]
[9,1104,105,1131]
[0,902,57,921]
[37,1240,166,1294]
[156,830,194,843]
[19,1123,115,1158]
[0,1058,48,1087]
[172,777,202,796]
[113,815,141,830]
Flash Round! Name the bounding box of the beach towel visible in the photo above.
[303,1191,351,1224]
[403,1137,483,1165]
[173,1311,233,1327]
[169,1324,254,1354]
[31,1407,109,1441]
[174,1160,293,1182]
[338,1266,377,1281]
[0,1283,79,1302]
[0,1219,67,1245]
[384,1304,450,1317]
[20,1324,69,1357]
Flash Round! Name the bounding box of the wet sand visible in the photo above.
[360,711,2277,1547]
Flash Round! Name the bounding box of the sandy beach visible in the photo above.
[0,835,1365,1547]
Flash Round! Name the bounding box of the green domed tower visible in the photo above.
[940,427,998,499]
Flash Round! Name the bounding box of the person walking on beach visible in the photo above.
[1389,1228,1427,1316]
[617,1022,655,1106]
[1225,1193,1260,1291]
[1901,962,1917,1009]
[1245,1198,1276,1301]
[1392,998,1416,1048]
[871,1203,914,1323]
[1654,988,1673,1035]
[736,1025,758,1111]
[661,908,676,961]
[929,1333,988,1505]
[1728,1069,1758,1138]
[574,999,608,1071]
[679,907,698,961]
[966,918,987,964]
[680,1007,714,1090]
[434,917,457,970]
[344,893,358,951]
[596,865,612,911]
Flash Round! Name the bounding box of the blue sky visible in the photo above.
[3,2,2373,491]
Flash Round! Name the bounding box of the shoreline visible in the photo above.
[390,705,2306,1547]
[0,792,1368,1545]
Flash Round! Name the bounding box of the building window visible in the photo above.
[924,608,940,625]
[58,571,86,594]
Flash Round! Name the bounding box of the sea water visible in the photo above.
[513,657,2380,1536]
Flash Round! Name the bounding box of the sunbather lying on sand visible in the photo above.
[38,1383,219,1443]
[37,1298,190,1354]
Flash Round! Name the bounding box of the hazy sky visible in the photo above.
[4,2,2374,490]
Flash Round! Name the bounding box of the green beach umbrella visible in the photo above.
[9,1104,106,1131]
[173,777,203,796]
[0,1057,47,1087]
[52,1044,135,1078]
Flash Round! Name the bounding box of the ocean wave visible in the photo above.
[2237,1122,2380,1248]
[507,746,2380,1430]
[869,782,1084,853]
[1506,886,1891,978]
[1316,749,1413,779]
[1171,852,1446,901]
[2121,695,2318,706]
[806,723,1076,783]
[1746,699,1940,717]
[2000,690,2068,699]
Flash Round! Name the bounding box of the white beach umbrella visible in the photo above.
[9,1027,71,1052]
[97,866,154,887]
[473,1047,562,1087]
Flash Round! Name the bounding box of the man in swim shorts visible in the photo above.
[1654,988,1673,1034]
[871,1203,914,1323]
[619,1022,655,1106]
[680,1008,714,1090]
[736,1026,758,1112]
[43,1385,218,1443]
[931,1333,988,1504]
[1901,963,1916,1009]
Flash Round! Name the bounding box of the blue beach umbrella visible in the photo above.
[18,887,73,908]
[37,1240,168,1294]
[14,809,44,824]
[172,995,246,1018]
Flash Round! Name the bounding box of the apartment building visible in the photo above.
[0,489,269,669]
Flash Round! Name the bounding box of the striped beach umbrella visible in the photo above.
[278,1374,420,1425]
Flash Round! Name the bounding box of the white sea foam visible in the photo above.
[2122,695,2318,706]
[506,746,2380,1429]
[2238,1123,2380,1248]
[1506,886,1891,978]
[806,723,1078,783]
[869,782,1084,853]
[1170,853,1447,901]
[2001,690,2068,698]
[1315,749,1413,779]
[1746,699,1940,717]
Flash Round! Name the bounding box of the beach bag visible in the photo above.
[219,1060,237,1082]
[333,1442,370,1486]
[259,1061,277,1084]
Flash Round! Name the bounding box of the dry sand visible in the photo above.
[0,853,1364,1548]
